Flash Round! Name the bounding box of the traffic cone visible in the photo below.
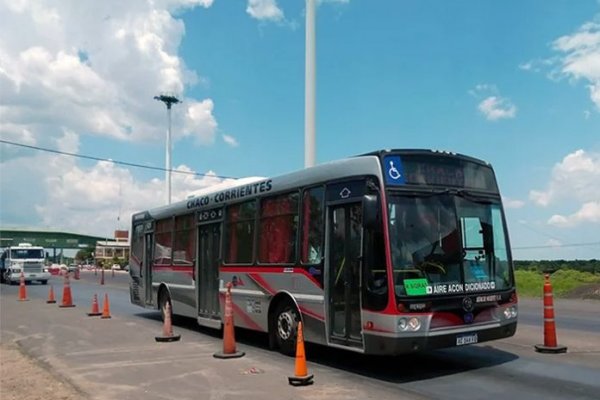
[100,268,105,285]
[155,301,181,342]
[74,267,80,280]
[18,271,28,302]
[213,283,244,358]
[535,274,567,353]
[59,274,76,308]
[87,294,102,316]
[288,321,314,386]
[46,285,57,304]
[100,293,112,319]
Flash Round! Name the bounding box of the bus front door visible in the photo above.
[197,223,221,324]
[327,202,363,348]
[143,233,154,306]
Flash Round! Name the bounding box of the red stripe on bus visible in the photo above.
[247,273,276,295]
[220,266,322,289]
[227,294,263,331]
[299,306,324,322]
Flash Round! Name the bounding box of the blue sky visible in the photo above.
[0,0,599,260]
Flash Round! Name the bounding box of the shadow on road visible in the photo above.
[135,312,519,384]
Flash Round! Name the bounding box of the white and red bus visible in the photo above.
[129,149,517,355]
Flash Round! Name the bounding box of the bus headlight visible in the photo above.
[503,306,518,319]
[408,317,421,331]
[398,318,408,331]
[398,317,422,331]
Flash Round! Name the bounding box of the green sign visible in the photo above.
[404,278,429,296]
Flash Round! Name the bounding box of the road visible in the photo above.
[1,271,599,400]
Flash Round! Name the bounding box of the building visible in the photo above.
[95,230,129,267]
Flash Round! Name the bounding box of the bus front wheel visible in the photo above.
[273,300,299,356]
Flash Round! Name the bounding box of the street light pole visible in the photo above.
[304,0,316,168]
[154,94,180,204]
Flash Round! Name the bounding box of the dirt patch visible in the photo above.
[0,343,84,400]
[562,283,600,300]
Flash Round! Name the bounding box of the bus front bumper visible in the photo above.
[363,321,517,355]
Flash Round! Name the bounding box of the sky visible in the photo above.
[0,0,599,260]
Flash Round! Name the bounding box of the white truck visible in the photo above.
[0,243,51,285]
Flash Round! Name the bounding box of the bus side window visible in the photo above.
[300,186,324,265]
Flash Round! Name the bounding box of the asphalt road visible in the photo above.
[1,271,599,400]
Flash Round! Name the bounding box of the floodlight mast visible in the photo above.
[154,94,180,205]
[304,0,316,168]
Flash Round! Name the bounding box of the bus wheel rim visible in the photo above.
[277,310,295,340]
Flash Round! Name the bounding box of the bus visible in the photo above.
[129,149,517,355]
[1,243,50,285]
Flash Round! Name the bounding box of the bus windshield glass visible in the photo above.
[10,249,44,259]
[388,192,512,298]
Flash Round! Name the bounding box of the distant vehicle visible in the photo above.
[67,264,79,273]
[0,243,51,285]
[111,264,121,270]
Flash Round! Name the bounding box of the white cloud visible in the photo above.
[246,0,284,22]
[0,1,227,236]
[502,197,525,209]
[222,134,239,147]
[0,0,217,147]
[477,96,517,121]
[548,202,600,227]
[530,149,600,207]
[530,150,600,228]
[550,18,600,110]
[182,99,218,144]
[470,84,517,121]
[1,131,225,236]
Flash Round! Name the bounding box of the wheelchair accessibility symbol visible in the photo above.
[384,155,405,185]
[388,161,401,180]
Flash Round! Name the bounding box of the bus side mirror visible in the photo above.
[362,195,380,230]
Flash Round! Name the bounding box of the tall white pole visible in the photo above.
[166,105,172,205]
[304,0,316,168]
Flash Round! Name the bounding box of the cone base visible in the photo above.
[18,299,30,302]
[288,374,314,386]
[213,350,245,359]
[155,334,181,342]
[535,344,567,354]
[87,312,102,316]
[59,304,76,308]
[101,315,112,319]
[46,300,57,304]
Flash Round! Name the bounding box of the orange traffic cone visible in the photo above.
[213,283,244,358]
[100,293,112,319]
[288,321,314,386]
[535,274,567,353]
[46,285,57,304]
[87,294,102,316]
[59,273,76,308]
[155,301,181,342]
[18,271,28,302]
[74,267,80,280]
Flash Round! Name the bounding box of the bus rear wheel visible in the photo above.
[273,300,299,356]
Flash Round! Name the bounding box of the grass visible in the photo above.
[514,269,600,298]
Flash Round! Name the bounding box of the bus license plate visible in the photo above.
[456,333,478,346]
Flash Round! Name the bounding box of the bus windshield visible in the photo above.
[10,249,44,259]
[388,192,512,297]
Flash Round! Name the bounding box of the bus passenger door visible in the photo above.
[327,202,363,348]
[197,222,221,323]
[143,233,154,306]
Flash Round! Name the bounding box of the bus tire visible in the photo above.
[158,289,172,323]
[273,299,300,356]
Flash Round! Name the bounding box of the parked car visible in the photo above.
[68,264,79,273]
